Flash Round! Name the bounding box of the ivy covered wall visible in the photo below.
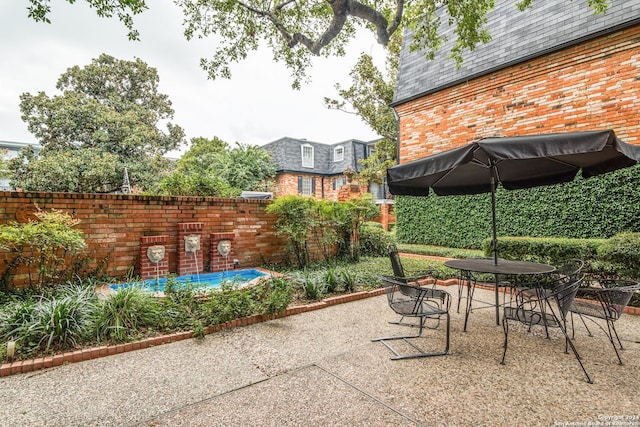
[395,166,640,249]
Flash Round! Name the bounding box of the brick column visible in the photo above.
[177,223,204,276]
[139,235,169,280]
[337,184,362,201]
[210,232,235,272]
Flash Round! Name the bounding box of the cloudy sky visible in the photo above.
[0,1,385,154]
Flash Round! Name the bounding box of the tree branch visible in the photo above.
[236,0,402,55]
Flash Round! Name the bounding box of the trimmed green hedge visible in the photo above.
[481,236,604,265]
[395,165,640,249]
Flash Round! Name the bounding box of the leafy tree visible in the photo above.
[26,0,148,41]
[23,1,610,87]
[10,146,121,193]
[222,143,277,192]
[325,33,401,184]
[154,137,276,197]
[176,137,229,176]
[0,149,9,179]
[11,54,184,192]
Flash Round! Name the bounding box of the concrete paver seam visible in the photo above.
[129,363,323,427]
[313,363,427,427]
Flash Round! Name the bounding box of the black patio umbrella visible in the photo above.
[387,130,640,264]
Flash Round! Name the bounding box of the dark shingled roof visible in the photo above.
[262,137,372,175]
[393,0,640,106]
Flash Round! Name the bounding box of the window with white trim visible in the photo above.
[299,176,314,196]
[333,145,344,162]
[301,144,314,168]
[333,177,346,190]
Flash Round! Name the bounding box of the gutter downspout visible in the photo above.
[392,107,401,165]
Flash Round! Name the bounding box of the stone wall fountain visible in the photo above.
[210,232,235,272]
[139,235,169,280]
[177,223,204,276]
[138,226,240,279]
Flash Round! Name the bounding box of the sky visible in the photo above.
[0,1,386,155]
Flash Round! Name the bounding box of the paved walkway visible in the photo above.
[1,288,639,426]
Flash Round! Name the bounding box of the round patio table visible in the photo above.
[444,258,556,329]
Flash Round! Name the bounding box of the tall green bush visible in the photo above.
[266,195,379,267]
[266,196,317,268]
[360,222,395,256]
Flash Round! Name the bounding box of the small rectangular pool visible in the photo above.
[109,269,270,294]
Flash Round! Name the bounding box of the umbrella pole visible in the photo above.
[490,164,500,325]
[490,169,498,265]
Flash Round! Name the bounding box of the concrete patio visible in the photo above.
[0,287,638,426]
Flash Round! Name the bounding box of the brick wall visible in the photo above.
[0,191,290,286]
[274,172,349,200]
[395,26,640,162]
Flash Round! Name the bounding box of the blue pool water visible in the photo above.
[109,269,269,293]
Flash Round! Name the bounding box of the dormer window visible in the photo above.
[301,144,314,168]
[334,146,344,162]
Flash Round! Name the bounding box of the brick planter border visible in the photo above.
[1,281,637,378]
[0,288,386,378]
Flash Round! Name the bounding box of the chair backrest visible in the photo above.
[557,259,584,281]
[552,276,584,317]
[378,274,450,315]
[388,244,406,280]
[595,279,640,320]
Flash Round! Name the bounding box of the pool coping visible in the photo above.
[95,267,280,297]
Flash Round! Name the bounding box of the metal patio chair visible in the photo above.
[388,244,437,285]
[372,275,451,360]
[387,244,439,327]
[501,275,592,383]
[569,278,640,365]
[520,259,584,299]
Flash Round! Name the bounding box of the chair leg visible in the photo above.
[456,277,464,314]
[558,323,593,384]
[500,316,509,365]
[571,313,626,365]
[606,320,624,365]
[373,314,450,360]
[578,313,594,337]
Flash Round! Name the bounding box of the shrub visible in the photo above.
[266,196,317,268]
[360,222,395,256]
[199,284,258,325]
[290,270,326,300]
[597,232,640,280]
[339,269,358,293]
[395,165,640,248]
[0,283,97,357]
[323,267,340,293]
[0,207,87,290]
[256,277,293,315]
[92,287,161,342]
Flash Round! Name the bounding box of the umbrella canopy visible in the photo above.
[387,130,640,262]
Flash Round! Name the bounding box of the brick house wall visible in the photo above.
[0,191,294,287]
[274,172,351,200]
[394,23,640,163]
